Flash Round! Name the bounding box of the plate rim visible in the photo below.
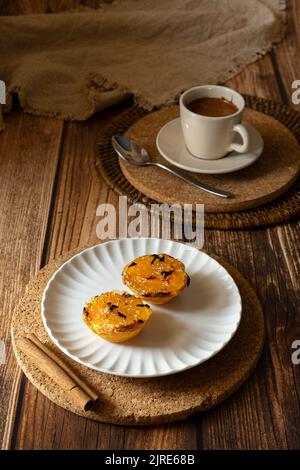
[41,237,242,378]
[156,117,264,174]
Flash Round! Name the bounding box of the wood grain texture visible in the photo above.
[10,107,127,450]
[268,1,300,422]
[190,225,300,450]
[0,0,113,451]
[1,0,299,451]
[272,0,300,107]
[0,110,63,449]
[123,6,300,451]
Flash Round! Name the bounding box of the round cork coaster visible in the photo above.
[95,96,300,229]
[120,107,300,213]
[12,245,265,426]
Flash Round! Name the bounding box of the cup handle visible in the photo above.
[229,123,250,153]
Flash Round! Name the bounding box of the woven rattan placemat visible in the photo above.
[96,96,300,229]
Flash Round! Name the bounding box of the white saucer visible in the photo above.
[156,118,264,174]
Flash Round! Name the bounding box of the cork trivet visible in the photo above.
[119,107,300,213]
[95,96,300,228]
[12,245,264,425]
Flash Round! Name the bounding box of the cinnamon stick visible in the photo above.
[16,334,99,412]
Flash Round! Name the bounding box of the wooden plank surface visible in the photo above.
[0,0,299,450]
[9,109,126,451]
[273,0,300,108]
[0,111,63,449]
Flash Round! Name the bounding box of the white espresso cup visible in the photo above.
[180,85,250,160]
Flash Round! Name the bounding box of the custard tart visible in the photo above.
[83,291,152,343]
[122,253,190,304]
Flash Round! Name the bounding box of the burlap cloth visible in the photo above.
[0,0,285,122]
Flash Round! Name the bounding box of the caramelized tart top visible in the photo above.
[122,253,189,299]
[83,291,151,332]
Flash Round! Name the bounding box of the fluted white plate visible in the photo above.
[42,238,242,378]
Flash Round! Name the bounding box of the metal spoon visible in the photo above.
[112,135,232,198]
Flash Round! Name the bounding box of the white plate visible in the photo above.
[156,118,264,174]
[42,238,242,378]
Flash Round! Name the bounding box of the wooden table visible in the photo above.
[0,0,299,450]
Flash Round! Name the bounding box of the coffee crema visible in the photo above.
[187,97,238,117]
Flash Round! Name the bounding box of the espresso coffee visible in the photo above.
[187,97,238,117]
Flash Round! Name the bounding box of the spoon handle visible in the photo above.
[152,162,232,198]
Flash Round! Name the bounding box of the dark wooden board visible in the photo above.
[0,0,299,450]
